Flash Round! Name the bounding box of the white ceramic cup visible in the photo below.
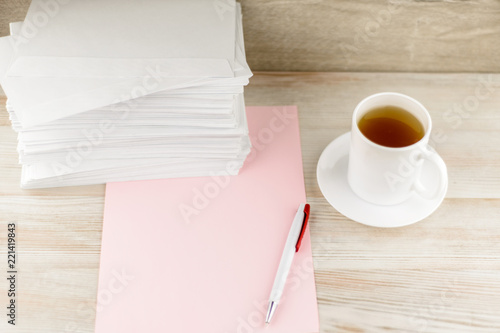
[347,92,447,206]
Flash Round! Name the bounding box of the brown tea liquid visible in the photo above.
[358,106,424,148]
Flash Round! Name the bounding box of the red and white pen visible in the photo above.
[265,203,310,324]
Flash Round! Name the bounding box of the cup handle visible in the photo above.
[412,146,447,201]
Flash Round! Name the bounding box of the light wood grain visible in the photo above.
[1,72,500,333]
[241,0,500,73]
[1,0,500,73]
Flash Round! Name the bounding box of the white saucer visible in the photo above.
[316,132,448,228]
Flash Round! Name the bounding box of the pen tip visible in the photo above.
[265,301,277,324]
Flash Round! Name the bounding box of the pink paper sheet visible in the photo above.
[95,106,319,333]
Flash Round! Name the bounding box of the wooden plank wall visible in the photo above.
[1,0,499,75]
[241,0,500,73]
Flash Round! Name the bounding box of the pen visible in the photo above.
[265,203,310,324]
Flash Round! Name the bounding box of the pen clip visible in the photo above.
[295,204,310,252]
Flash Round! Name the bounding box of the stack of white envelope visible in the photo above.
[0,0,252,188]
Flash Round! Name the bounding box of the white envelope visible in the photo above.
[9,22,23,36]
[2,0,243,127]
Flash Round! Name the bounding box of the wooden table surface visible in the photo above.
[1,72,500,332]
